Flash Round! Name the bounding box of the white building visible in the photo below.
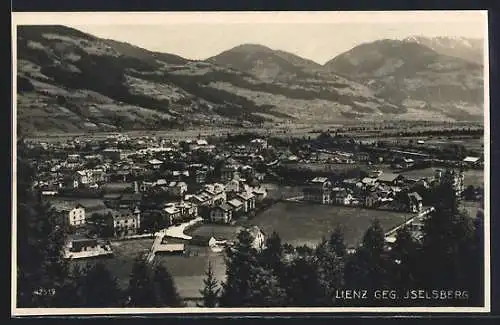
[113,207,141,237]
[68,205,86,226]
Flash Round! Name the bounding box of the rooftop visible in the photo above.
[165,206,181,214]
[311,177,328,183]
[227,198,244,208]
[378,173,402,183]
[218,203,233,211]
[463,156,481,163]
[237,191,256,200]
[148,159,163,165]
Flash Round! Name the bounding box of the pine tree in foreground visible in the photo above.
[328,225,347,258]
[153,264,183,307]
[80,262,124,307]
[219,229,260,307]
[344,219,391,299]
[315,237,345,305]
[198,261,220,307]
[260,231,284,276]
[281,253,324,307]
[126,255,156,307]
[419,180,479,304]
[127,255,183,307]
[390,225,421,292]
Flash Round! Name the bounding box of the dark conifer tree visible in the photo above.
[219,229,259,307]
[328,225,347,258]
[281,254,325,306]
[419,178,479,305]
[344,219,391,304]
[260,231,284,276]
[198,261,220,307]
[126,255,156,307]
[390,226,421,293]
[249,266,287,307]
[314,238,345,305]
[80,262,124,307]
[153,264,183,307]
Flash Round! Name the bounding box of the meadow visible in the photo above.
[246,201,412,248]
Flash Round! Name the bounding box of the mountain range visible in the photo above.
[16,25,485,134]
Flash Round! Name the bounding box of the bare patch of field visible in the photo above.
[248,201,411,248]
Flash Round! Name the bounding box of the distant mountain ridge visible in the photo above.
[16,25,484,134]
[207,43,323,81]
[402,36,484,64]
[322,39,484,121]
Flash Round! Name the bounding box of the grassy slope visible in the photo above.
[17,26,404,134]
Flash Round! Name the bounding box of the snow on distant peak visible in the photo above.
[403,35,476,49]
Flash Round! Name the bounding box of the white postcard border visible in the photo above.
[10,10,491,316]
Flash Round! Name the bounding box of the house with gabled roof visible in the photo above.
[188,193,212,207]
[377,172,404,186]
[113,207,141,237]
[164,206,181,225]
[302,177,332,204]
[209,203,234,224]
[201,183,227,205]
[51,201,86,226]
[227,198,244,213]
[237,191,256,212]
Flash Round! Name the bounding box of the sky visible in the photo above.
[14,11,487,65]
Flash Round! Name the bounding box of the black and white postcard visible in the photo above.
[11,11,490,315]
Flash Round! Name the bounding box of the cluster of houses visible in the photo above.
[32,133,275,195]
[186,172,266,225]
[47,168,268,241]
[302,168,464,213]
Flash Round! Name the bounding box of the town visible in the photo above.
[20,126,484,304]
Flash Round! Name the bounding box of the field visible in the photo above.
[246,201,412,248]
[70,238,226,299]
[359,135,483,150]
[282,162,363,174]
[101,182,133,193]
[156,247,226,299]
[427,137,484,153]
[463,169,485,187]
[27,125,318,143]
[188,224,242,240]
[400,167,438,180]
[71,238,154,289]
